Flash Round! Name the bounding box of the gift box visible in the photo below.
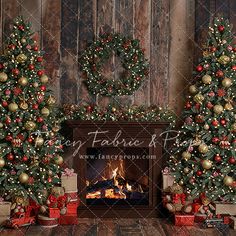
[192,202,201,213]
[0,201,11,225]
[229,217,236,229]
[194,213,207,223]
[214,202,236,216]
[59,215,78,225]
[65,191,78,201]
[51,187,65,198]
[174,213,195,226]
[162,167,175,191]
[38,215,58,227]
[61,168,77,192]
[222,215,230,225]
[48,208,60,218]
[66,202,78,216]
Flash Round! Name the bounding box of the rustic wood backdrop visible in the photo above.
[0,0,235,116]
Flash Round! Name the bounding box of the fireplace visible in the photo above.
[64,121,169,218]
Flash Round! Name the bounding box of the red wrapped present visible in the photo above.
[65,191,78,201]
[48,208,60,218]
[192,202,201,213]
[38,215,58,227]
[222,214,230,225]
[174,213,195,226]
[66,202,78,216]
[59,215,78,225]
[194,213,207,223]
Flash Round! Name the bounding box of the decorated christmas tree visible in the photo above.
[169,17,236,203]
[0,17,63,204]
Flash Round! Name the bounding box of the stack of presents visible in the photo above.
[0,168,79,228]
[162,167,236,229]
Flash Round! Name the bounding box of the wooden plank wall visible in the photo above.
[0,0,235,116]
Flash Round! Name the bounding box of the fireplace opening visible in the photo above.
[86,147,149,205]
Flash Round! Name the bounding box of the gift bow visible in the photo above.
[0,197,4,202]
[62,168,76,177]
[172,193,186,204]
[162,167,170,174]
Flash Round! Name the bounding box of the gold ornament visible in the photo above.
[222,78,232,88]
[213,105,224,114]
[18,77,28,86]
[201,159,212,169]
[19,173,29,184]
[54,155,63,165]
[35,137,44,147]
[16,53,27,63]
[198,144,208,154]
[41,107,50,117]
[224,103,233,111]
[193,93,204,104]
[184,167,190,174]
[21,38,26,44]
[182,151,191,160]
[33,82,39,87]
[25,121,36,131]
[49,131,55,137]
[189,85,198,94]
[179,180,184,185]
[0,123,3,128]
[19,101,28,110]
[202,75,212,84]
[52,125,60,132]
[8,103,18,112]
[231,123,236,132]
[0,158,5,168]
[112,107,116,112]
[223,176,233,186]
[204,124,209,130]
[218,55,230,65]
[40,75,49,84]
[47,96,56,106]
[0,72,8,82]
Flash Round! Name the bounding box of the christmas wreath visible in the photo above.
[81,33,149,96]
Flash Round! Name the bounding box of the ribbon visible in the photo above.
[162,167,170,175]
[47,194,57,208]
[57,195,67,209]
[172,193,186,204]
[0,197,4,202]
[62,168,76,177]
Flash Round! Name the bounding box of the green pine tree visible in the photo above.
[0,17,64,204]
[169,17,236,203]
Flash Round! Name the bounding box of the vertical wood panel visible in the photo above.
[133,0,151,106]
[0,0,2,51]
[229,0,236,33]
[42,0,61,103]
[78,0,96,104]
[215,0,230,18]
[60,0,79,104]
[149,0,170,106]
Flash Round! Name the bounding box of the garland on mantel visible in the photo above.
[62,104,176,123]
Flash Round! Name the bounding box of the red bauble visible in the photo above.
[33,46,38,51]
[18,25,24,31]
[86,106,92,112]
[48,177,52,183]
[218,25,225,32]
[12,68,19,75]
[229,157,236,164]
[0,64,3,69]
[27,137,33,143]
[195,103,201,110]
[232,65,236,71]
[5,118,11,124]
[15,118,22,123]
[212,137,220,143]
[32,104,39,110]
[206,102,213,109]
[5,90,11,95]
[13,87,22,96]
[220,119,226,125]
[8,44,16,50]
[37,70,44,76]
[196,170,203,176]
[2,101,8,107]
[216,70,224,77]
[6,135,13,141]
[37,117,44,123]
[22,156,28,162]
[7,153,14,161]
[208,91,215,97]
[211,47,217,52]
[40,85,46,91]
[233,48,236,52]
[185,102,192,109]
[211,120,219,126]
[28,64,35,70]
[17,134,24,141]
[214,155,222,162]
[37,57,43,62]
[196,65,203,72]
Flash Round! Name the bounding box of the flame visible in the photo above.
[87,190,101,199]
[126,182,132,192]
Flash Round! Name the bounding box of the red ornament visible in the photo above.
[0,64,3,69]
[218,25,225,32]
[32,104,39,110]
[22,156,28,162]
[37,57,43,62]
[196,65,203,72]
[5,90,11,95]
[233,48,236,52]
[18,25,24,31]
[220,119,226,125]
[13,87,22,96]
[28,64,35,70]
[211,120,219,127]
[214,155,222,162]
[196,170,203,176]
[5,117,11,124]
[12,68,19,75]
[8,44,16,50]
[208,91,215,97]
[2,101,8,107]
[6,135,13,141]
[17,134,24,141]
[27,137,33,143]
[211,47,217,52]
[37,117,44,123]
[206,102,213,109]
[37,70,44,76]
[33,46,38,51]
[212,137,220,143]
[15,118,22,123]
[86,106,93,112]
[7,153,14,161]
[48,177,52,183]
[228,157,236,164]
[195,115,204,123]
[231,65,236,71]
[217,89,226,97]
[185,101,192,109]
[40,85,46,91]
[216,70,224,77]
[195,103,201,110]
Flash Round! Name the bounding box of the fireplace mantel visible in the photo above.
[64,121,170,218]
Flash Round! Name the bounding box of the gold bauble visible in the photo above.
[182,151,191,160]
[198,144,208,154]
[179,180,184,186]
[35,137,44,147]
[47,96,56,106]
[183,167,190,174]
[21,38,26,44]
[18,77,28,86]
[19,173,29,184]
[49,131,55,137]
[8,103,18,112]
[19,101,28,110]
[231,123,236,132]
[201,159,212,169]
[189,85,198,94]
[0,123,3,128]
[33,82,39,87]
[223,176,233,186]
[218,55,230,65]
[213,105,224,114]
[193,93,204,104]
[41,107,50,117]
[52,125,60,132]
[202,75,212,84]
[0,158,5,168]
[40,75,49,84]
[222,78,232,88]
[112,107,116,112]
[0,72,8,82]
[16,53,27,63]
[54,155,63,165]
[25,121,36,131]
[224,103,233,111]
[204,124,209,130]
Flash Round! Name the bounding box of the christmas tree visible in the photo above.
[0,17,63,204]
[169,17,236,203]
